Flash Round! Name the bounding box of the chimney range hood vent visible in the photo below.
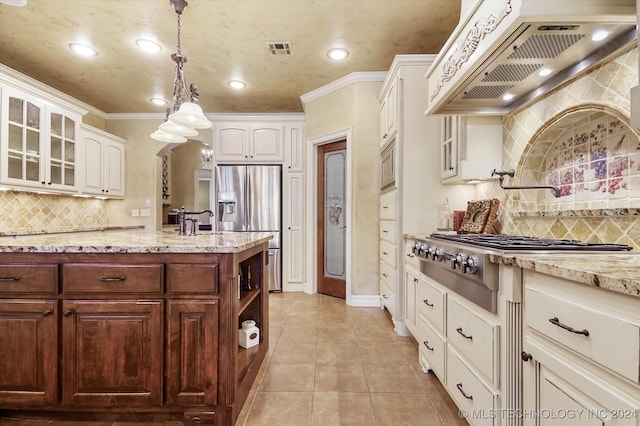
[425,0,637,115]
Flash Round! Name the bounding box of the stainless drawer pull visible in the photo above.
[98,277,126,282]
[0,277,21,282]
[407,254,414,257]
[423,341,434,351]
[423,299,433,307]
[549,317,589,337]
[456,327,473,340]
[456,383,473,400]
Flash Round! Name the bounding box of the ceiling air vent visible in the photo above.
[266,41,293,56]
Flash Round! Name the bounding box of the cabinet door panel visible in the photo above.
[250,126,283,161]
[166,300,219,406]
[0,299,58,405]
[82,137,103,194]
[284,125,304,172]
[61,300,163,406]
[104,141,124,196]
[217,125,248,161]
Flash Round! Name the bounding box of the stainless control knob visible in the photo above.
[434,247,444,261]
[420,243,429,257]
[451,253,465,270]
[428,246,436,260]
[465,256,479,274]
[412,241,421,254]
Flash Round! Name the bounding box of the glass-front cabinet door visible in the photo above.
[1,89,45,187]
[441,115,458,179]
[1,86,79,192]
[47,108,77,188]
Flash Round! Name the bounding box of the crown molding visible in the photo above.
[106,112,306,122]
[0,63,106,118]
[299,71,387,110]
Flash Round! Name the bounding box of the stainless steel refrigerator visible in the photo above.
[215,165,282,291]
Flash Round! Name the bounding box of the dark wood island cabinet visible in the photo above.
[0,230,272,425]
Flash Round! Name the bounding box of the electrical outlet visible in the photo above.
[131,209,140,217]
[145,199,151,207]
[140,209,151,217]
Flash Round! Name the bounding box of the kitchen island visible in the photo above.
[0,230,272,425]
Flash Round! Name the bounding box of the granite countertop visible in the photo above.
[0,229,273,254]
[490,253,640,299]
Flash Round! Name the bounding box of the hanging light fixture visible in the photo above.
[150,0,212,143]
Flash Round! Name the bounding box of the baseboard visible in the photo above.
[347,294,383,307]
[282,282,304,292]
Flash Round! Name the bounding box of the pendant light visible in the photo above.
[151,0,212,142]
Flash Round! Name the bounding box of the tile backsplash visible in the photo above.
[477,47,640,249]
[0,191,107,234]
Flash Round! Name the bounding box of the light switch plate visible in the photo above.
[140,209,151,217]
[131,209,140,217]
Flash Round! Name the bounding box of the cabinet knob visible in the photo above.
[41,181,46,184]
[42,310,53,317]
[521,351,533,362]
[63,310,72,317]
[288,227,291,230]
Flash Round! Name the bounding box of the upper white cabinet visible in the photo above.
[379,77,397,146]
[80,124,126,198]
[440,115,502,184]
[284,125,304,172]
[214,123,284,162]
[0,86,81,193]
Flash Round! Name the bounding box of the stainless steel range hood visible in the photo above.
[425,0,637,115]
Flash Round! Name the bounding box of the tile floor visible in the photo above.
[0,292,466,426]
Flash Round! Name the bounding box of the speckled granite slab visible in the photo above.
[0,230,273,254]
[0,225,146,237]
[490,253,640,299]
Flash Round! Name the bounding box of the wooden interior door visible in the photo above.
[317,140,346,299]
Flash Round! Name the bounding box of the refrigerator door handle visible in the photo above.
[245,170,252,230]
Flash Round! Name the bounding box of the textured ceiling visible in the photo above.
[0,0,461,114]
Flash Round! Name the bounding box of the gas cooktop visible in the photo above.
[430,233,633,252]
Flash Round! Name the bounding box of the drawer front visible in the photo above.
[379,261,396,293]
[379,220,397,244]
[0,264,58,293]
[526,287,640,383]
[417,276,445,333]
[167,263,219,294]
[380,282,396,318]
[380,189,397,220]
[447,297,498,383]
[379,241,397,269]
[446,346,498,426]
[63,264,163,293]
[417,313,445,381]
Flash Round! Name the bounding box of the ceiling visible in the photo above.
[0,0,461,114]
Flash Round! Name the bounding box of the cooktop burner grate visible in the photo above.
[430,233,633,251]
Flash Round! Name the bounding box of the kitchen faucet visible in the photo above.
[175,206,214,236]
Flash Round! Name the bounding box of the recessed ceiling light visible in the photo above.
[539,67,552,77]
[228,80,246,90]
[0,0,27,6]
[327,48,349,61]
[69,43,98,57]
[592,30,609,42]
[136,39,162,53]
[150,97,168,106]
[503,93,514,101]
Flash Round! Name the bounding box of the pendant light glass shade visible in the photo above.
[159,120,199,137]
[150,129,187,143]
[168,102,212,129]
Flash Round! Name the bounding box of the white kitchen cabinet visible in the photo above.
[522,270,640,426]
[214,123,284,162]
[283,172,304,288]
[378,55,436,337]
[79,124,125,198]
[284,124,304,172]
[379,76,397,146]
[404,262,419,337]
[0,86,81,193]
[440,115,503,183]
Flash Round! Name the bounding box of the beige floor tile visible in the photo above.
[260,363,315,391]
[243,391,313,426]
[271,339,317,363]
[317,328,357,344]
[370,393,444,426]
[317,311,352,328]
[310,392,377,426]
[278,326,318,343]
[356,325,402,342]
[363,363,424,393]
[358,341,410,364]
[283,311,319,327]
[313,362,368,392]
[316,340,361,363]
